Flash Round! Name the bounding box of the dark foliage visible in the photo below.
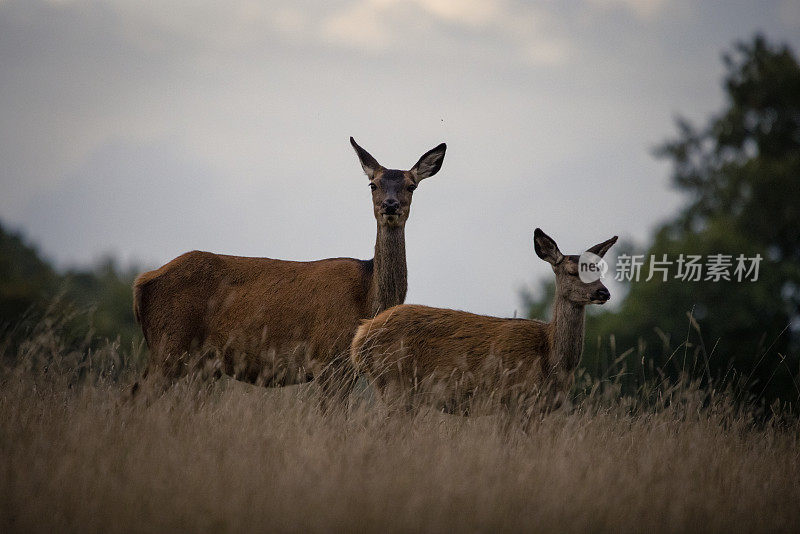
[526,35,800,408]
[0,221,143,353]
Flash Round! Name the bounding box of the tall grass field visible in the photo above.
[1,312,799,533]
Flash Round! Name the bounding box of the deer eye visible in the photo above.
[369,183,377,191]
[407,184,416,192]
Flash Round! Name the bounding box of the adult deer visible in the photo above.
[133,137,447,401]
[350,228,617,414]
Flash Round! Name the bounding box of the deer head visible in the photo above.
[350,137,447,227]
[534,228,618,305]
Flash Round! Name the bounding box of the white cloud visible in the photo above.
[407,0,503,27]
[321,0,570,65]
[14,0,569,65]
[323,1,394,50]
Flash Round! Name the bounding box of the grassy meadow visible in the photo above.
[1,313,799,534]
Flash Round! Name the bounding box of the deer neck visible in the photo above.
[548,294,586,376]
[369,224,407,316]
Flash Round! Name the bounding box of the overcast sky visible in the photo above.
[1,0,799,317]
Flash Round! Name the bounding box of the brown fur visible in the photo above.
[134,138,447,398]
[350,229,618,413]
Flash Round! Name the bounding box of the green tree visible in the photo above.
[528,35,800,405]
[0,221,143,350]
[0,223,58,324]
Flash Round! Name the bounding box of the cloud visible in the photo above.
[321,0,570,65]
[585,0,670,20]
[408,0,503,27]
[2,0,570,66]
[323,1,394,50]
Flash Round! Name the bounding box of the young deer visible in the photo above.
[133,138,447,401]
[350,228,617,414]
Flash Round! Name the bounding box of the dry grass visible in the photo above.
[1,318,799,533]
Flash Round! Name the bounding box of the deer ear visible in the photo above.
[350,137,382,179]
[587,236,618,258]
[534,228,563,265]
[410,143,446,181]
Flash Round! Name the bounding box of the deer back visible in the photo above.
[351,304,553,396]
[136,250,374,378]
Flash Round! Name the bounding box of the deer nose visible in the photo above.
[382,199,400,214]
[593,288,611,301]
